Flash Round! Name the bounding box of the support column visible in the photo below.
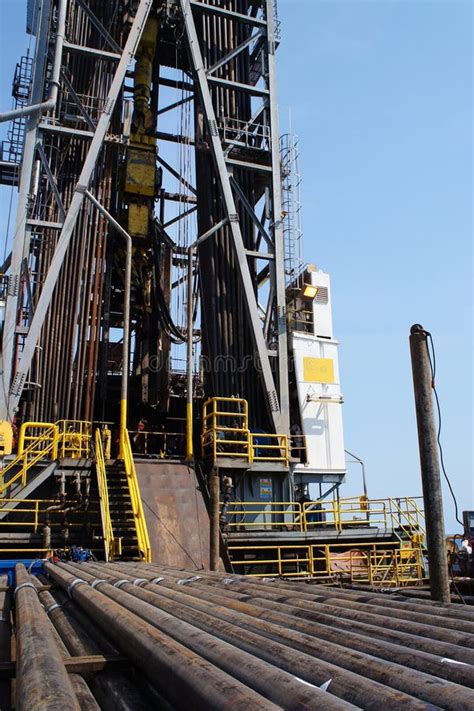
[409,324,450,603]
[209,470,220,571]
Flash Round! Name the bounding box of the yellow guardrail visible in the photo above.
[1,419,94,499]
[201,397,289,466]
[122,429,151,562]
[129,430,186,458]
[18,422,59,457]
[56,420,91,459]
[0,498,99,531]
[250,433,289,464]
[0,498,58,532]
[229,544,313,577]
[228,541,425,586]
[221,496,424,537]
[95,429,116,561]
[223,501,303,530]
[203,396,249,431]
[0,424,58,496]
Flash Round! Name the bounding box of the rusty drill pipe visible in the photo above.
[87,563,474,709]
[75,563,446,710]
[105,563,474,665]
[21,571,100,711]
[189,574,474,648]
[139,565,472,624]
[318,585,474,623]
[106,563,474,688]
[148,567,474,633]
[54,590,119,656]
[248,578,474,624]
[119,564,474,647]
[32,580,154,711]
[68,563,356,711]
[69,676,101,711]
[0,574,11,711]
[15,564,80,711]
[70,562,358,711]
[44,562,280,711]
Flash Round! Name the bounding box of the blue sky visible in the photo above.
[0,0,472,532]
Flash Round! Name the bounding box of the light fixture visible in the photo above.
[302,284,318,299]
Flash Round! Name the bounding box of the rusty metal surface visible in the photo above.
[134,460,211,569]
[8,561,474,709]
[14,564,80,711]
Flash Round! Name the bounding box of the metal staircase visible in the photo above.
[103,461,141,560]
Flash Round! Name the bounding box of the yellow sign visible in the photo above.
[0,421,13,455]
[303,357,335,384]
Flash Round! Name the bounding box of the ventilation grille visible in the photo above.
[315,286,329,304]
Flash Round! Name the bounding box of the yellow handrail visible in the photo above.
[95,429,115,561]
[122,429,151,562]
[18,422,59,456]
[228,541,425,585]
[201,397,289,466]
[0,424,58,496]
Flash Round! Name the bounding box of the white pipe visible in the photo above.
[0,0,67,123]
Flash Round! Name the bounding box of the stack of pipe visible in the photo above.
[0,574,11,710]
[12,563,169,710]
[30,561,474,709]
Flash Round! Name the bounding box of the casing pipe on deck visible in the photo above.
[409,324,451,604]
[124,564,474,654]
[85,191,131,456]
[67,564,456,711]
[61,562,354,711]
[32,578,155,709]
[44,562,280,711]
[14,564,80,711]
[100,562,474,687]
[0,575,11,711]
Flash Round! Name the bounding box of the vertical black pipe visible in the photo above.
[409,324,450,603]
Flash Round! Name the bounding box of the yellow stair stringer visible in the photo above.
[122,429,152,562]
[94,429,119,561]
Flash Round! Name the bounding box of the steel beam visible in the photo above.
[207,75,269,97]
[63,41,121,61]
[59,70,96,130]
[189,1,267,28]
[206,30,263,76]
[35,142,66,220]
[75,0,122,54]
[230,176,273,247]
[157,155,197,195]
[265,0,290,433]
